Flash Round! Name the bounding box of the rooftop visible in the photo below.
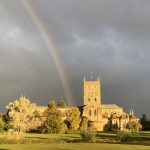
[102,104,122,109]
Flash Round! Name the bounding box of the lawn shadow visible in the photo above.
[63,136,80,139]
[96,132,117,140]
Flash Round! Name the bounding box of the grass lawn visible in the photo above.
[0,143,150,150]
[24,132,81,139]
[1,130,148,140]
[23,131,116,140]
[0,131,150,150]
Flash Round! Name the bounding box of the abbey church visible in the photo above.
[81,77,138,130]
[37,77,138,131]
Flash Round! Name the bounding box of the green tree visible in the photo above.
[0,114,5,132]
[6,95,42,132]
[57,100,65,107]
[40,101,66,133]
[140,114,150,130]
[66,106,80,130]
[48,100,56,108]
[126,120,142,132]
[3,113,12,131]
[80,116,88,130]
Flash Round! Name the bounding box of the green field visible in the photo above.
[0,143,150,150]
[0,131,150,150]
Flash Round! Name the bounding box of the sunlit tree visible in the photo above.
[80,116,88,130]
[66,106,81,130]
[40,100,67,133]
[0,113,5,132]
[57,100,65,107]
[6,95,42,132]
[126,120,142,132]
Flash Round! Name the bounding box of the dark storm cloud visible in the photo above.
[0,0,150,116]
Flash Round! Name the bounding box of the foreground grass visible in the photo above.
[23,131,116,140]
[0,130,148,139]
[0,131,150,150]
[0,143,150,150]
[24,132,81,139]
[23,131,150,141]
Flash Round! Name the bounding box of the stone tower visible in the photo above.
[82,77,103,130]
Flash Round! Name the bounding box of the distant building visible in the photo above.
[37,77,139,131]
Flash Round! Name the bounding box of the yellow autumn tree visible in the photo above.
[66,106,81,130]
[6,95,42,132]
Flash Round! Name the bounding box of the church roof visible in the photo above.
[120,113,129,119]
[36,106,47,109]
[129,115,138,120]
[36,105,74,111]
[102,104,122,109]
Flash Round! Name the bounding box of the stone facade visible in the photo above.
[82,77,138,131]
[37,77,139,131]
[82,77,103,130]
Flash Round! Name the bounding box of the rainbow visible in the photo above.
[19,0,74,105]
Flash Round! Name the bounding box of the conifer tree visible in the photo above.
[40,100,67,133]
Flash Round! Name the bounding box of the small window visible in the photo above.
[88,98,90,102]
[95,98,97,101]
[94,110,97,115]
[89,110,92,116]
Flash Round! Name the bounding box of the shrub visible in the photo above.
[117,130,131,142]
[0,129,23,144]
[80,128,95,143]
[6,129,23,140]
[0,119,5,132]
[59,122,68,134]
[126,121,142,132]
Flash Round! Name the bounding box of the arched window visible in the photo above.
[95,98,97,102]
[94,110,97,115]
[88,98,90,102]
[89,110,92,116]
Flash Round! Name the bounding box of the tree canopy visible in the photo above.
[140,114,150,130]
[40,100,67,134]
[57,100,65,107]
[6,95,42,132]
[80,116,88,130]
[126,120,142,132]
[66,106,81,130]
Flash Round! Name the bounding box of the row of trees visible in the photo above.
[0,96,88,133]
[0,95,148,134]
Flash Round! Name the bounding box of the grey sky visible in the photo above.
[0,0,150,117]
